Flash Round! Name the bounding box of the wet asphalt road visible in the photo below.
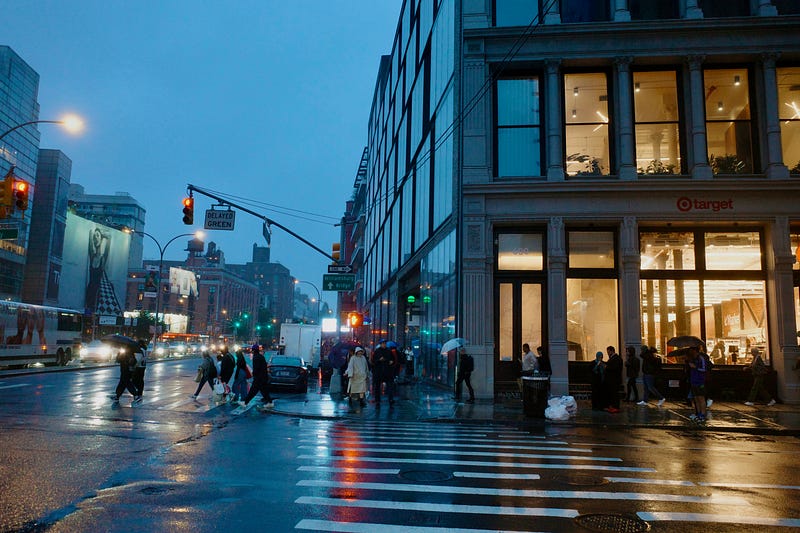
[1,360,799,532]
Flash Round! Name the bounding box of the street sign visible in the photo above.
[0,228,18,240]
[327,264,353,274]
[322,274,355,291]
[204,209,236,230]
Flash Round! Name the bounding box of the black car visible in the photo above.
[267,355,309,393]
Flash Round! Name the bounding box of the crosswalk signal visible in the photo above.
[13,180,29,212]
[182,197,194,225]
[347,312,363,328]
[332,242,341,263]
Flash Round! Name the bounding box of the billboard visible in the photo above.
[169,267,198,297]
[59,213,131,316]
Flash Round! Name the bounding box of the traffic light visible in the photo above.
[0,171,13,219]
[13,180,29,212]
[331,242,341,263]
[347,312,363,328]
[182,197,194,225]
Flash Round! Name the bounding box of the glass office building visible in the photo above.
[355,1,800,402]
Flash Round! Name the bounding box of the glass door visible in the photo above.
[496,281,544,385]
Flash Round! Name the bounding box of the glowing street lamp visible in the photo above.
[0,114,85,141]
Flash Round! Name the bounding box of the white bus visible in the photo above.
[0,302,83,368]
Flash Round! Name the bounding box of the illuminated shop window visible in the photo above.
[704,68,754,174]
[498,233,544,270]
[565,72,610,176]
[568,231,614,268]
[633,71,682,175]
[777,67,800,175]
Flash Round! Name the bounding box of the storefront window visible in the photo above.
[497,77,542,177]
[494,0,539,26]
[777,67,800,175]
[419,230,457,385]
[792,232,800,271]
[704,68,753,174]
[569,231,614,268]
[567,279,619,361]
[640,232,696,270]
[633,71,681,175]
[705,232,761,270]
[641,279,701,359]
[499,283,513,361]
[565,72,610,176]
[521,283,543,356]
[498,233,543,270]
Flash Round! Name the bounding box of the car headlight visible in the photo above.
[80,348,87,357]
[100,347,110,356]
[156,347,165,355]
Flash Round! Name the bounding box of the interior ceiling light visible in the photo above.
[717,101,724,111]
[634,82,641,92]
[574,87,579,96]
[734,75,741,86]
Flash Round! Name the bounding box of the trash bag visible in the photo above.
[544,395,578,420]
[545,404,570,421]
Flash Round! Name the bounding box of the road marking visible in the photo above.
[295,518,541,532]
[638,511,800,528]
[308,433,569,445]
[0,383,28,390]
[298,466,400,474]
[453,471,541,480]
[297,479,751,505]
[605,477,696,487]
[299,445,621,462]
[297,454,655,472]
[698,482,800,490]
[296,495,580,518]
[299,438,587,453]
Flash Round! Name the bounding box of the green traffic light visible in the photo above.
[234,321,240,327]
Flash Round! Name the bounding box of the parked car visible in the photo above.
[267,355,309,393]
[79,340,118,363]
[169,342,188,357]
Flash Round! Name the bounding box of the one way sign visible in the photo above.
[327,265,353,274]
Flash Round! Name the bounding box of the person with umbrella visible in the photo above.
[371,339,395,407]
[103,335,142,406]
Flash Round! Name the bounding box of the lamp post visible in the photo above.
[294,279,321,324]
[0,115,84,141]
[124,228,203,344]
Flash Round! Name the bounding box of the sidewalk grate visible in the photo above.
[574,513,650,532]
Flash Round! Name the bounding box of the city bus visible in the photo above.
[0,302,83,368]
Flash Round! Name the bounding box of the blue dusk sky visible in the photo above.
[5,0,401,310]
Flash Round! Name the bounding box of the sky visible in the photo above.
[4,0,401,310]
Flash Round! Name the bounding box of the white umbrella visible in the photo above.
[441,338,468,354]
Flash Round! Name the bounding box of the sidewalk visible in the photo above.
[271,379,800,436]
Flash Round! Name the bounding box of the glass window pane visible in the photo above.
[565,73,608,124]
[795,287,800,339]
[498,233,543,270]
[792,232,800,271]
[495,0,539,26]
[777,68,800,120]
[640,279,700,356]
[498,79,540,126]
[707,122,753,174]
[774,0,800,14]
[635,123,681,174]
[566,124,610,176]
[521,284,542,353]
[780,120,800,174]
[705,232,761,270]
[569,231,615,268]
[561,0,609,22]
[498,127,540,177]
[640,232,696,270]
[629,0,679,19]
[634,71,679,122]
[704,69,750,120]
[567,278,619,361]
[698,0,750,17]
[499,283,514,361]
[704,280,768,364]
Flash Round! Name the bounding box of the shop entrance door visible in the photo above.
[496,281,544,392]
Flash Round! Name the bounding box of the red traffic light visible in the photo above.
[13,180,29,211]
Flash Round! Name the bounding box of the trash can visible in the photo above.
[522,375,550,418]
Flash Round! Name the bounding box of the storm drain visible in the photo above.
[552,473,609,487]
[398,469,453,482]
[139,485,175,495]
[574,513,650,533]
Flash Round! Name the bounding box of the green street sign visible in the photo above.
[322,274,355,292]
[0,228,18,240]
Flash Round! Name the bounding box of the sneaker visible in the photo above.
[657,398,665,407]
[767,399,776,406]
[689,414,698,421]
[132,396,143,405]
[190,394,198,400]
[636,401,647,406]
[108,394,119,400]
[744,401,755,406]
[706,399,713,408]
[264,402,275,409]
[238,401,246,407]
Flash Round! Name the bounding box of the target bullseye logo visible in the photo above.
[675,197,734,212]
[676,197,693,212]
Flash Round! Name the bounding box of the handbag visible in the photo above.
[245,365,252,379]
[213,378,228,395]
[194,367,203,383]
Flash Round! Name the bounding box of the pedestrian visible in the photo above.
[110,347,140,405]
[590,351,606,411]
[624,346,640,402]
[521,343,538,376]
[638,346,666,407]
[192,351,217,399]
[240,343,274,410]
[454,347,475,404]
[371,339,396,407]
[604,346,622,413]
[744,347,776,406]
[686,345,708,422]
[230,348,250,403]
[345,346,369,408]
[536,346,552,375]
[131,340,147,403]
[218,345,236,401]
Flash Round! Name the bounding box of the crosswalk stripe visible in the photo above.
[299,439,586,453]
[454,472,541,480]
[298,466,400,474]
[297,454,655,472]
[296,495,580,518]
[0,383,28,390]
[297,479,751,505]
[605,477,695,487]
[307,433,569,445]
[698,482,800,490]
[638,511,800,528]
[299,445,621,462]
[295,518,540,532]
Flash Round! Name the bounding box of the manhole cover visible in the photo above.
[574,513,650,533]
[399,470,452,482]
[553,474,609,487]
[139,486,174,495]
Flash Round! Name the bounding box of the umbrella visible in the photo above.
[441,338,468,354]
[328,340,361,369]
[667,335,705,348]
[386,341,398,348]
[667,347,698,360]
[100,334,141,353]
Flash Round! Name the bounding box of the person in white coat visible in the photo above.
[345,347,369,408]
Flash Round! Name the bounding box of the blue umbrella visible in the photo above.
[328,340,361,369]
[386,341,398,348]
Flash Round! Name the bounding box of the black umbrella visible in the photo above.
[328,340,361,369]
[101,334,141,353]
[667,335,705,348]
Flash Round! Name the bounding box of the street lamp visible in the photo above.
[123,228,204,344]
[0,114,84,141]
[294,279,321,324]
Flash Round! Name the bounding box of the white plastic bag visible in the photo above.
[561,395,578,414]
[545,404,570,420]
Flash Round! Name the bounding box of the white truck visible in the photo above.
[278,323,321,368]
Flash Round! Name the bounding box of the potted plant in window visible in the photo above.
[790,160,800,175]
[638,160,677,175]
[710,153,746,175]
[567,153,605,176]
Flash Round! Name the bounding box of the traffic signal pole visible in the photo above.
[186,184,337,262]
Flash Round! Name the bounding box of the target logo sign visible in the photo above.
[676,197,734,212]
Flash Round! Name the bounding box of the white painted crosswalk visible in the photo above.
[292,420,800,531]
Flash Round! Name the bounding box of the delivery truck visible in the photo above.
[278,323,321,368]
